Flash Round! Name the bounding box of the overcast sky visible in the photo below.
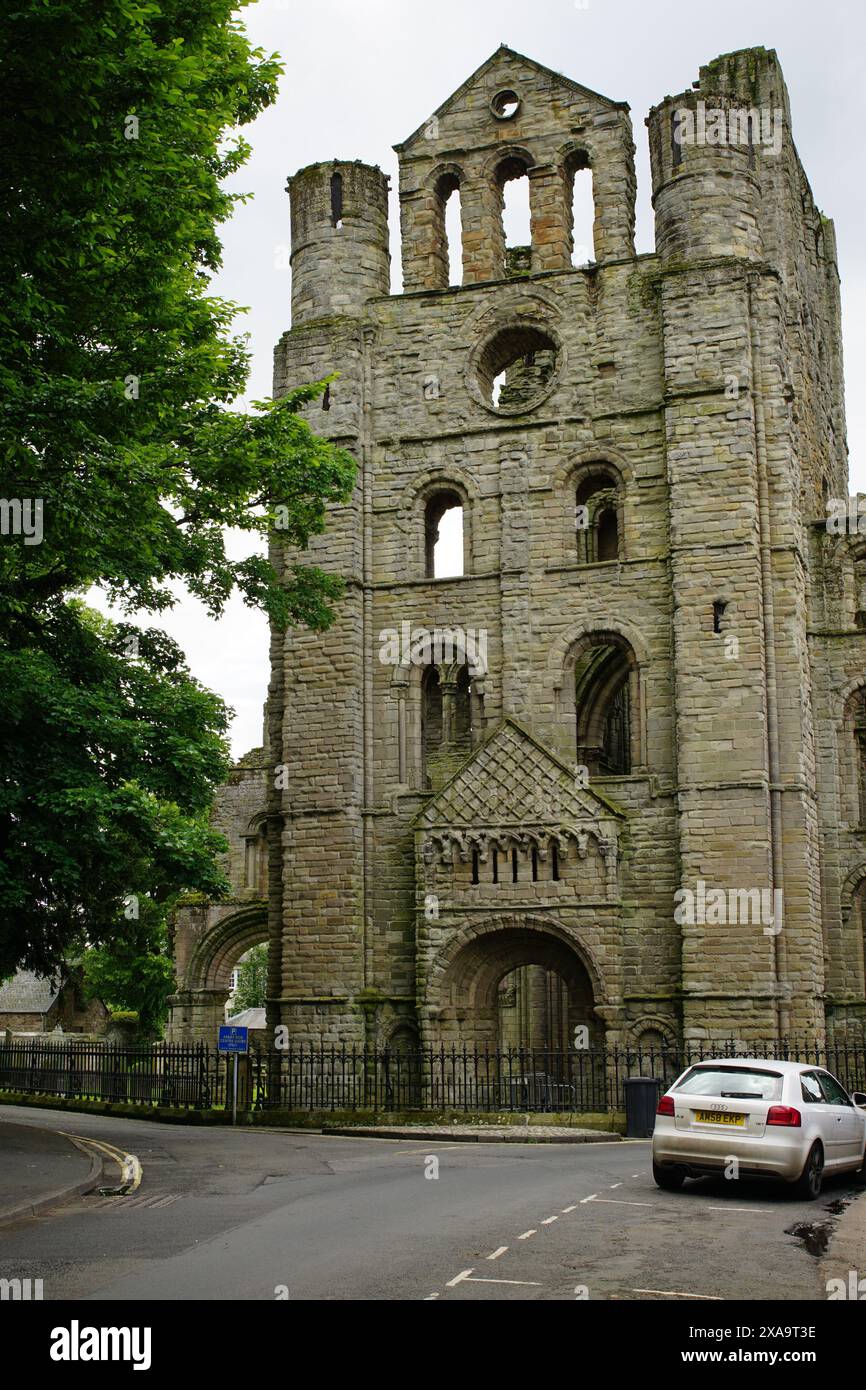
[118,0,866,758]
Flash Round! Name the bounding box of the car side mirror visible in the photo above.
[851,1092,866,1106]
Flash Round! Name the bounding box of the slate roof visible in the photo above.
[226,1007,266,1030]
[0,969,61,1015]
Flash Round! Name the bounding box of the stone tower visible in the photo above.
[169,46,864,1052]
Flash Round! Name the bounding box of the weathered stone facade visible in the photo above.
[170,46,865,1051]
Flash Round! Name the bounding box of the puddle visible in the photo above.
[785,1219,832,1257]
[786,1194,854,1256]
[823,1197,851,1216]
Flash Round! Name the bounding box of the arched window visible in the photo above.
[243,821,268,896]
[853,692,866,825]
[435,171,463,287]
[840,686,866,826]
[330,170,343,229]
[563,150,594,266]
[453,664,472,745]
[421,661,476,790]
[575,639,634,776]
[575,470,621,562]
[596,507,618,562]
[421,665,443,781]
[854,554,866,630]
[497,156,532,274]
[425,491,464,578]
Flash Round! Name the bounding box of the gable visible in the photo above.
[417,718,625,832]
[395,45,627,154]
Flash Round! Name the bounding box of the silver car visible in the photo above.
[652,1058,866,1199]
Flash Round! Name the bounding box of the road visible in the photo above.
[0,1105,858,1301]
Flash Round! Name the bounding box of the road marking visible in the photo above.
[91,1192,180,1211]
[61,1133,142,1195]
[460,1276,542,1287]
[610,1182,622,1189]
[561,1205,577,1213]
[487,1247,508,1260]
[541,1215,558,1225]
[446,1269,474,1287]
[707,1206,772,1214]
[590,1198,655,1207]
[517,1229,536,1239]
[632,1288,723,1301]
[424,1293,440,1300]
[580,1194,597,1203]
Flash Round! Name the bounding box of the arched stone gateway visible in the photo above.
[167,904,268,1044]
[422,914,607,1050]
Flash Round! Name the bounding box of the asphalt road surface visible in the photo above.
[0,1121,92,1216]
[0,1105,858,1301]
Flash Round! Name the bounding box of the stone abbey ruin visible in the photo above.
[168,45,866,1056]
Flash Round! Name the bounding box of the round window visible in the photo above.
[468,323,561,415]
[491,89,521,120]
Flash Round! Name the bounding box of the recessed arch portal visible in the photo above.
[426,916,606,1050]
[167,905,269,1043]
[186,908,269,995]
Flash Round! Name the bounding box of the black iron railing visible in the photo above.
[0,1040,218,1109]
[0,1038,864,1113]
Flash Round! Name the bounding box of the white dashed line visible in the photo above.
[561,1205,577,1213]
[517,1229,536,1240]
[590,1198,655,1207]
[707,1206,772,1214]
[610,1182,622,1189]
[462,1276,542,1286]
[424,1292,440,1300]
[446,1269,474,1287]
[487,1247,508,1260]
[632,1288,723,1301]
[541,1215,558,1225]
[580,1193,597,1204]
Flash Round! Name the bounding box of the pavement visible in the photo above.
[820,1183,866,1299]
[0,1103,862,1300]
[0,1121,101,1226]
[322,1123,620,1142]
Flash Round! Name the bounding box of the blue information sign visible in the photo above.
[218,1025,249,1054]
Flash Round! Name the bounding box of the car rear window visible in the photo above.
[674,1066,783,1101]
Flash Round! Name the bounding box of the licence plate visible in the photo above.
[695,1110,745,1126]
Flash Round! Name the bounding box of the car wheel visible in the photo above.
[793,1142,823,1200]
[653,1160,685,1191]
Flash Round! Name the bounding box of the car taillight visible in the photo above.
[767,1105,801,1127]
[657,1095,675,1116]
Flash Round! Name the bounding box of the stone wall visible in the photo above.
[176,44,863,1051]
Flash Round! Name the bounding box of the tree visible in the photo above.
[0,603,231,977]
[0,1,355,977]
[82,899,176,1039]
[231,943,268,1014]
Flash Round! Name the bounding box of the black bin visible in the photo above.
[624,1076,662,1138]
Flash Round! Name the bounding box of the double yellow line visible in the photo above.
[59,1132,143,1196]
